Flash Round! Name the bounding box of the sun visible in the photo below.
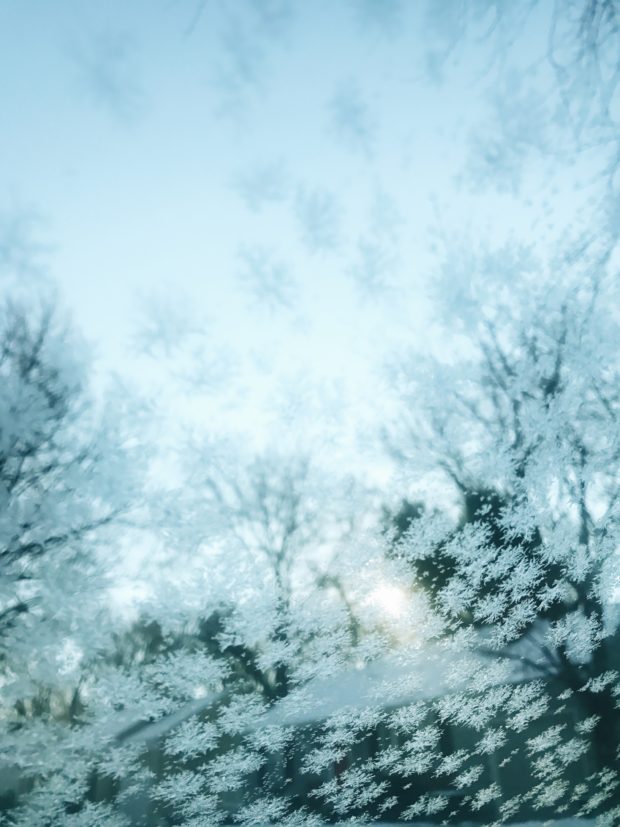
[369,582,409,619]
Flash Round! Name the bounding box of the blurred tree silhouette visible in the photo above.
[387,273,620,783]
[0,301,122,642]
[0,296,147,823]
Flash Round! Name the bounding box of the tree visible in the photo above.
[386,269,620,810]
[0,301,118,639]
[83,447,375,825]
[0,298,144,825]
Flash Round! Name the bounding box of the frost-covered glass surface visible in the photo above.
[1,2,619,826]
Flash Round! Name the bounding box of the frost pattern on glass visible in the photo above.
[1,1,620,826]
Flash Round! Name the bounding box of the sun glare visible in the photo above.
[369,582,409,619]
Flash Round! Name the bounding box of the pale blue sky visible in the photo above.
[0,0,598,476]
